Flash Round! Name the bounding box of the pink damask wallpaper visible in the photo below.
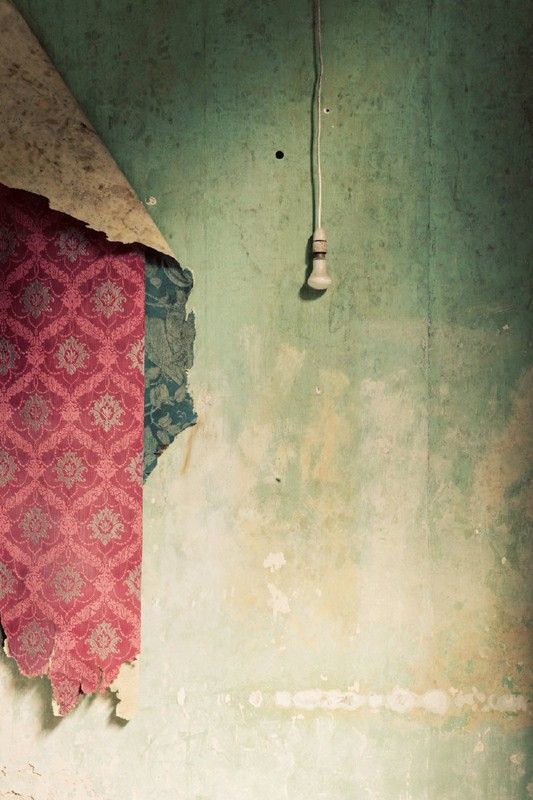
[0,184,144,714]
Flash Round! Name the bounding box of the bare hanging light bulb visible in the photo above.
[307,0,332,291]
[308,226,331,290]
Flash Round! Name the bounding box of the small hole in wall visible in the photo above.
[324,107,331,114]
[275,150,285,159]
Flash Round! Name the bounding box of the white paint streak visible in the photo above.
[483,694,527,713]
[274,688,528,716]
[421,690,450,716]
[386,687,418,714]
[263,552,286,572]
[248,691,263,708]
[267,583,290,619]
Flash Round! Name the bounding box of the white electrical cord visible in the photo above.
[307,0,332,290]
[315,0,324,231]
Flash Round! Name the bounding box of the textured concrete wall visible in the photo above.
[1,1,531,798]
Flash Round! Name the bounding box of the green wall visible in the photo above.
[2,1,531,798]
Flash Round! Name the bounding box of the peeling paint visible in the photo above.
[274,687,528,717]
[248,690,263,708]
[267,583,291,619]
[263,552,286,572]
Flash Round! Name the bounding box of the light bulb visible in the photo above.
[307,227,332,290]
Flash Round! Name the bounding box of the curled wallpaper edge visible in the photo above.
[0,0,174,257]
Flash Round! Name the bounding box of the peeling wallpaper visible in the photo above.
[0,0,172,255]
[0,184,145,715]
[1,0,532,799]
[143,252,196,481]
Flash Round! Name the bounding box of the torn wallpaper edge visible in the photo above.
[0,0,174,256]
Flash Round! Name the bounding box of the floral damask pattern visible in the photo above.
[143,251,196,480]
[53,566,83,603]
[57,228,88,262]
[21,280,51,319]
[88,507,123,545]
[0,563,15,601]
[54,450,87,489]
[19,620,48,658]
[21,393,50,431]
[0,225,16,263]
[125,564,141,599]
[0,184,144,715]
[92,280,125,318]
[55,335,88,375]
[21,506,51,546]
[0,337,17,375]
[86,621,120,660]
[0,451,16,487]
[126,452,143,486]
[127,339,144,373]
[90,393,123,432]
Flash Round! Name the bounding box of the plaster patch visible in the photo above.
[0,762,101,800]
[471,368,533,527]
[273,345,305,388]
[510,751,526,779]
[248,690,263,708]
[421,690,449,716]
[263,552,286,572]
[275,691,292,708]
[386,688,418,714]
[274,687,528,717]
[267,584,290,619]
[483,694,528,713]
[300,370,351,482]
[238,422,274,466]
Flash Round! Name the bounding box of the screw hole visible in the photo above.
[324,107,330,114]
[275,150,284,159]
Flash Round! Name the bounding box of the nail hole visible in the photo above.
[275,150,284,159]
[324,107,330,114]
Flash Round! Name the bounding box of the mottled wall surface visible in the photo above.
[1,1,531,798]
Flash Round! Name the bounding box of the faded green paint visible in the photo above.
[1,1,532,799]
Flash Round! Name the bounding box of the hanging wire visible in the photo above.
[314,0,324,230]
